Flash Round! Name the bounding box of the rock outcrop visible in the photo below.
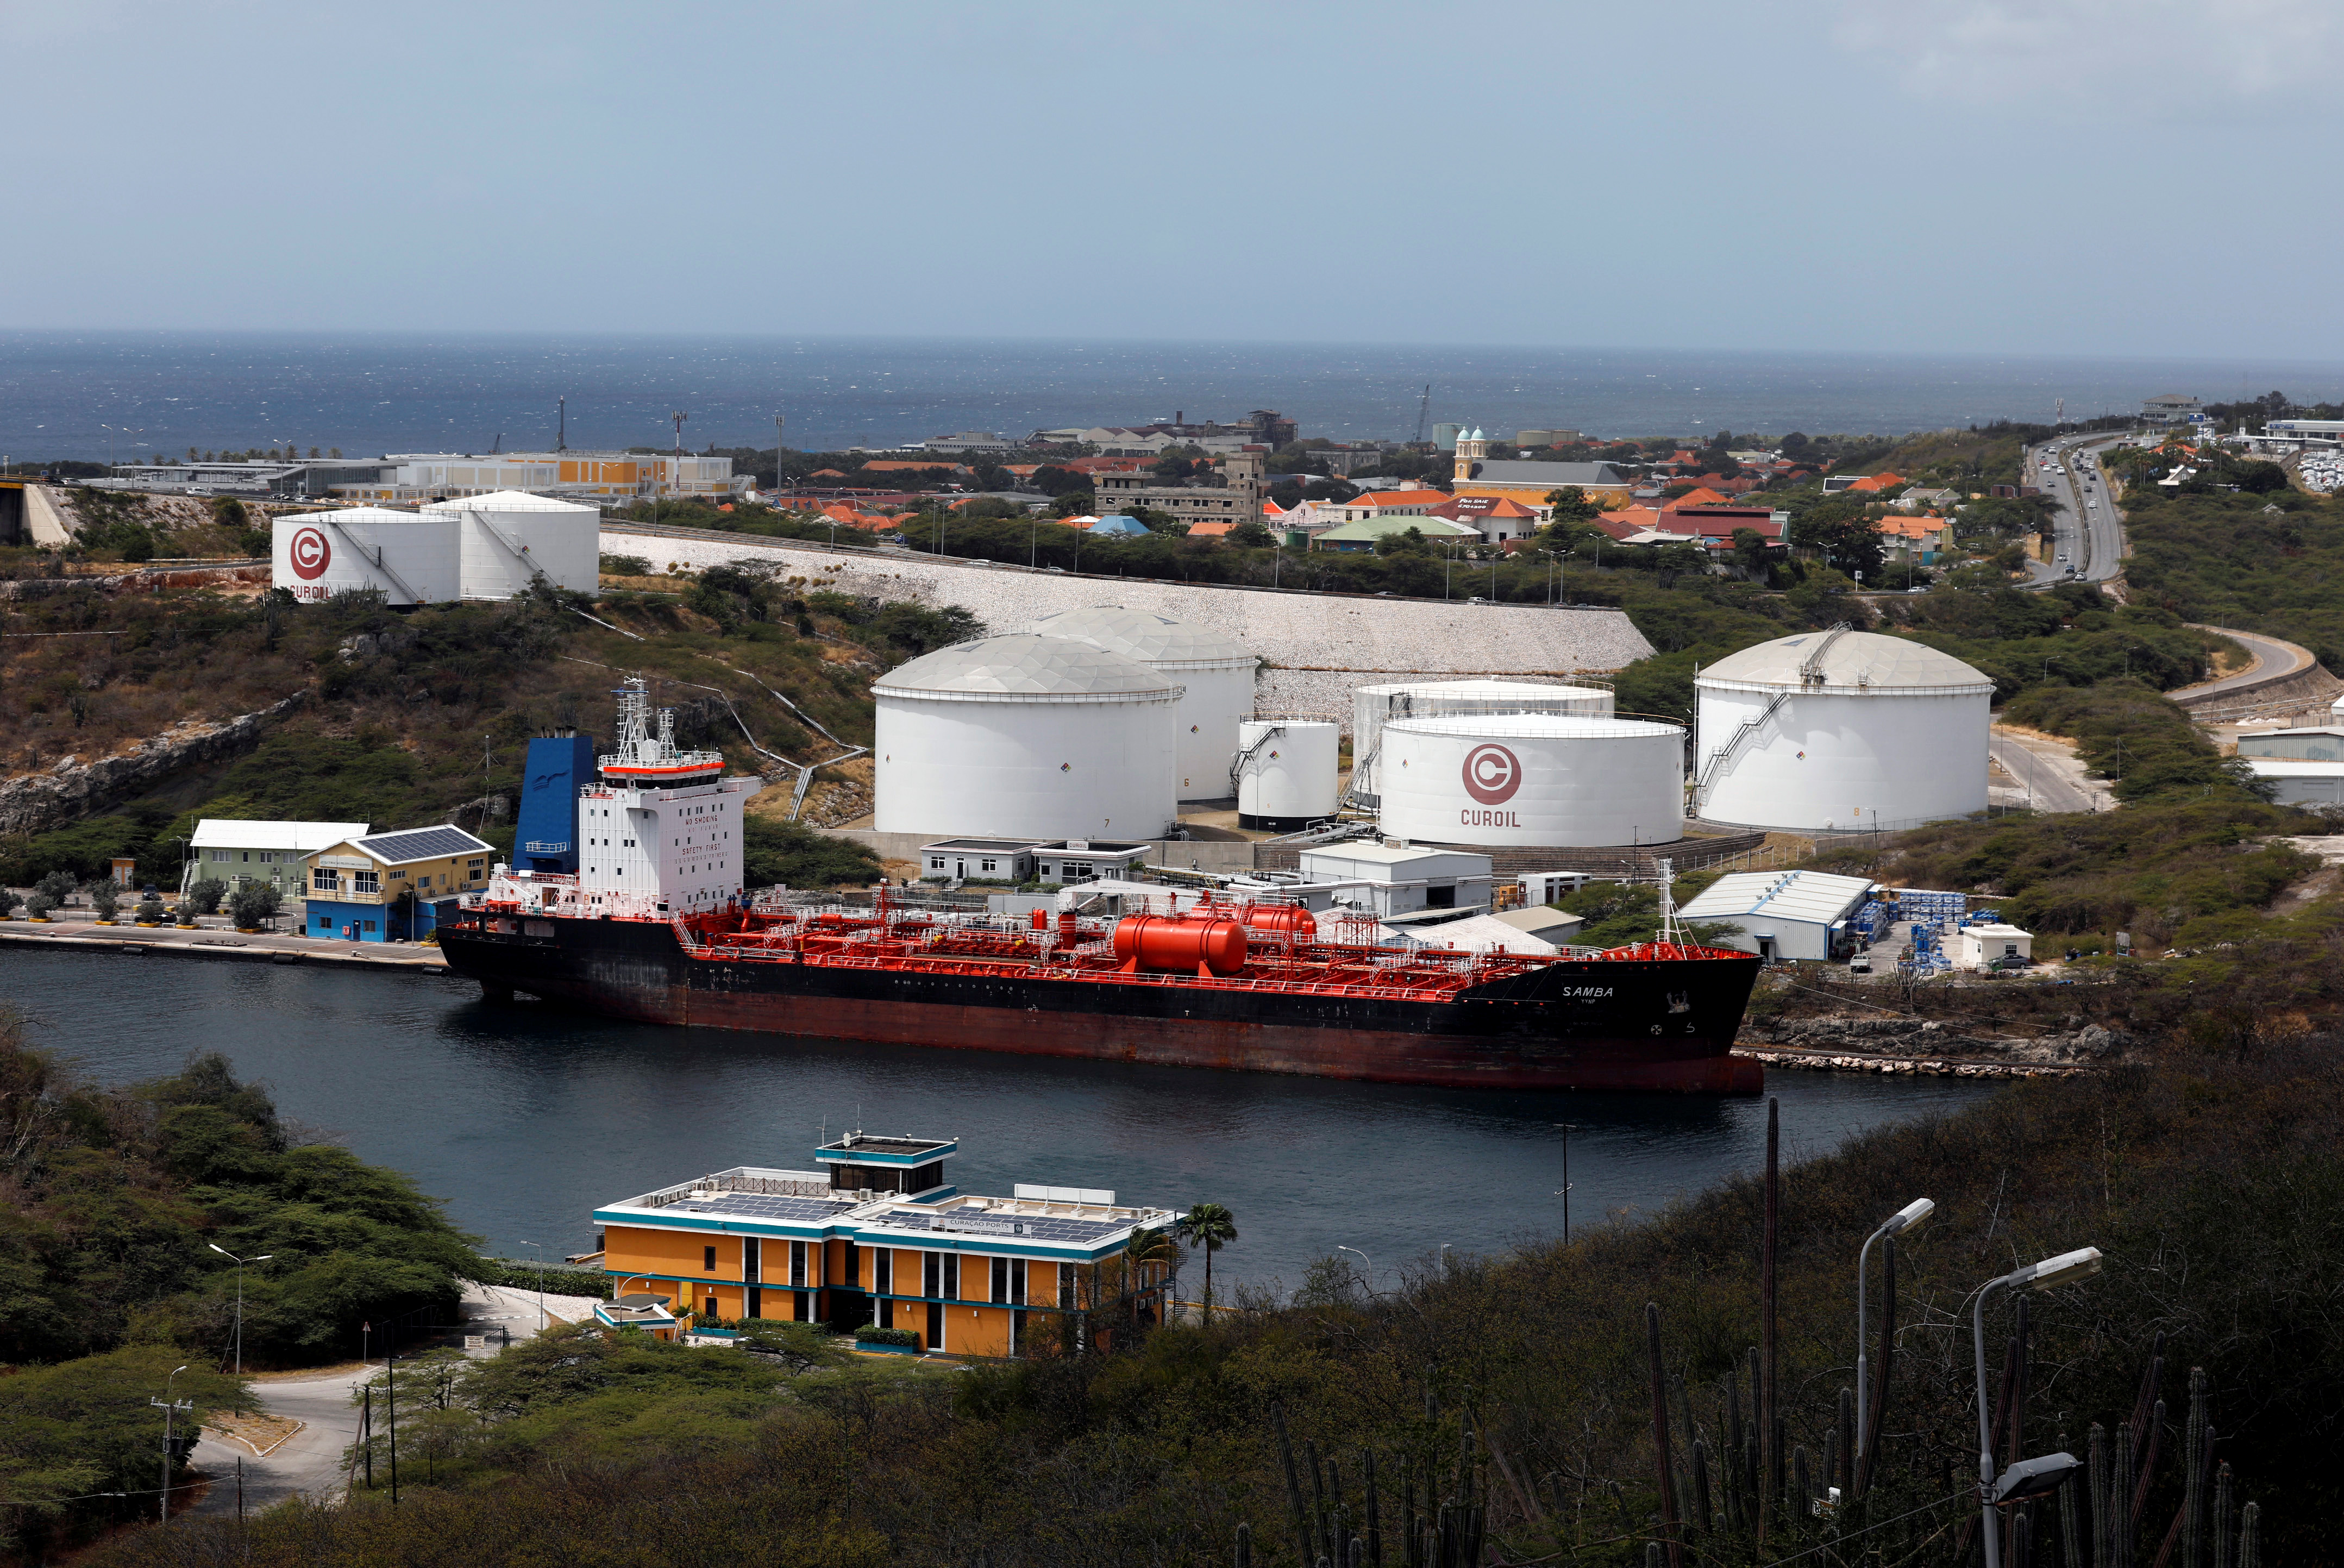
[0,694,306,836]
[1739,1013,2132,1070]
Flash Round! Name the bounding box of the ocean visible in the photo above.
[7,331,2344,462]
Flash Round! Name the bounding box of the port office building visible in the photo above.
[185,819,369,897]
[594,1134,1174,1358]
[303,825,497,941]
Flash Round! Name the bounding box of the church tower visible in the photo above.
[1453,427,1488,482]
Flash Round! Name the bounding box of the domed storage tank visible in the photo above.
[1693,629,1995,832]
[873,634,1182,840]
[1234,719,1340,831]
[1351,679,1614,806]
[1377,714,1684,846]
[1029,606,1256,800]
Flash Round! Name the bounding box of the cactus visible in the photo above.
[2211,1464,2234,1568]
[2090,1423,2110,1568]
[2236,1503,2258,1568]
[1233,1521,1251,1568]
[1691,1438,1714,1535]
[2058,1429,2082,1568]
[2114,1421,2136,1568]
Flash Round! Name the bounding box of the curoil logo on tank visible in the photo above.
[289,526,331,580]
[1459,742,1523,829]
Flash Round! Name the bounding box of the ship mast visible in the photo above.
[1656,857,1680,948]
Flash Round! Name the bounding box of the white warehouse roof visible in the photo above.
[874,634,1183,704]
[1697,631,1995,697]
[1029,606,1254,669]
[190,818,372,851]
[1676,868,1878,926]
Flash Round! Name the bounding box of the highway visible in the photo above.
[1989,725,2113,813]
[2017,432,2128,587]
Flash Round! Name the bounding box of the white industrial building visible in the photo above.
[2234,720,2344,804]
[1028,606,1257,799]
[1294,842,1495,918]
[419,490,600,598]
[1351,679,1613,806]
[1693,629,1994,832]
[1674,868,1879,963]
[1234,719,1341,830]
[1376,713,1685,848]
[871,635,1181,841]
[272,491,598,604]
[1951,922,2033,970]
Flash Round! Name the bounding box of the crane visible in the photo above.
[1413,384,1432,445]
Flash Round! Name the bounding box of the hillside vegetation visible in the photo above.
[2119,485,2344,669]
[0,572,961,889]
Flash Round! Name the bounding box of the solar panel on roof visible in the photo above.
[357,825,488,863]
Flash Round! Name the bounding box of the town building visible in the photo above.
[913,841,1149,884]
[304,825,497,941]
[2141,393,2205,423]
[1449,431,1633,507]
[592,1133,1176,1355]
[186,819,371,898]
[1311,515,1481,552]
[1093,452,1266,532]
[327,451,737,506]
[1323,483,1449,525]
[920,431,1021,454]
[1878,513,1950,566]
[1427,494,1544,544]
[1951,922,2033,970]
[2259,418,2344,448]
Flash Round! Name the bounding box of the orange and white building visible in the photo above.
[333,451,738,506]
[593,1132,1176,1358]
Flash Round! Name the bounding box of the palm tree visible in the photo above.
[1177,1203,1239,1324]
[1125,1225,1180,1333]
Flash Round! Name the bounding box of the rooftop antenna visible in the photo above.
[672,411,687,456]
[1414,384,1432,444]
[557,396,567,453]
[490,431,502,454]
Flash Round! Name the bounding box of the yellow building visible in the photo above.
[1449,428,1634,511]
[304,825,496,942]
[594,1134,1176,1359]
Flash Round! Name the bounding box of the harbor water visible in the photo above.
[5,949,1994,1289]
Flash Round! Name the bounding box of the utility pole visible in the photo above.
[556,396,566,453]
[153,1365,192,1525]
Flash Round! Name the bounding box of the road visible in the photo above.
[2170,624,2312,701]
[183,1284,604,1520]
[1989,725,2113,813]
[2018,433,2128,587]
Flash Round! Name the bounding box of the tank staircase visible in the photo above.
[1689,692,1788,814]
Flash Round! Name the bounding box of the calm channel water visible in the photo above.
[5,949,1993,1289]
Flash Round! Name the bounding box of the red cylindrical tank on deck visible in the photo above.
[1241,904,1318,939]
[1112,914,1249,976]
[1031,908,1050,931]
[1057,911,1080,942]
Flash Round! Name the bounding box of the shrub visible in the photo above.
[87,877,121,920]
[599,553,652,576]
[23,890,55,919]
[36,869,76,905]
[0,887,18,917]
[853,1324,919,1347]
[185,877,226,915]
[228,882,281,929]
[135,894,166,923]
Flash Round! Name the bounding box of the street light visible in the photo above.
[519,1240,547,1331]
[206,1244,274,1376]
[1553,1123,1581,1242]
[156,1364,191,1524]
[1973,1248,2103,1568]
[1855,1198,1931,1440]
[1334,1244,1372,1291]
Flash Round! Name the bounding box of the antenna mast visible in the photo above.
[1414,384,1432,444]
[557,396,567,453]
[672,411,687,456]
[1657,857,1679,948]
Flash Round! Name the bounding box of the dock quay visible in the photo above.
[0,919,450,971]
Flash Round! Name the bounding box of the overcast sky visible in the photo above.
[5,0,2338,358]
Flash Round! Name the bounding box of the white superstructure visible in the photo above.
[478,679,763,921]
[1693,629,1994,832]
[419,490,601,599]
[1351,679,1613,806]
[1234,719,1340,829]
[1028,605,1257,800]
[1376,713,1685,847]
[272,508,460,605]
[872,634,1181,841]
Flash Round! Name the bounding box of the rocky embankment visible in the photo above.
[0,694,305,835]
[1734,1013,2130,1077]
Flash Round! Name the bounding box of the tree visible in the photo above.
[1050,491,1094,518]
[1227,520,1276,548]
[228,882,281,931]
[1789,509,1887,581]
[1543,485,1601,524]
[1731,527,1773,578]
[0,887,18,918]
[1125,1225,1180,1332]
[742,816,882,889]
[1176,1202,1238,1322]
[135,892,166,924]
[87,878,122,921]
[1151,454,1197,484]
[186,877,227,915]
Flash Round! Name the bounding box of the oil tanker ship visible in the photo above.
[435,682,1763,1094]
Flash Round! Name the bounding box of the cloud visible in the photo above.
[1833,0,2344,106]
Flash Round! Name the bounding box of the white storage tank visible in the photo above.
[1029,606,1256,799]
[1693,629,1995,832]
[873,634,1182,841]
[1377,713,1685,847]
[1351,679,1614,805]
[273,508,459,606]
[420,489,600,599]
[1234,719,1341,831]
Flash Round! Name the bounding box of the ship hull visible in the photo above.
[437,918,1764,1094]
